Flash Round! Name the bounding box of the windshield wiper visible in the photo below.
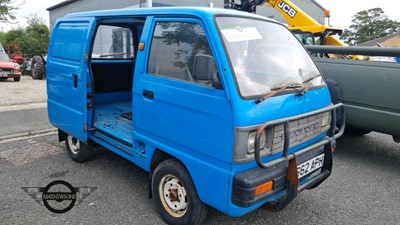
[297,73,322,95]
[255,73,322,104]
[256,83,302,104]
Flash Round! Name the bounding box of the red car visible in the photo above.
[0,52,21,82]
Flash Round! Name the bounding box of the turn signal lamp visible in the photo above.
[138,42,145,51]
[255,181,273,196]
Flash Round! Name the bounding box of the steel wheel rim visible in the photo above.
[159,174,188,218]
[67,136,80,154]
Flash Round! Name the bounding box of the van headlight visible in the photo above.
[247,130,266,154]
[321,112,331,127]
[234,127,272,163]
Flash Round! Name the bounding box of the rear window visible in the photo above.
[92,25,135,59]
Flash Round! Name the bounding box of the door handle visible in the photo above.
[73,74,78,89]
[143,90,154,99]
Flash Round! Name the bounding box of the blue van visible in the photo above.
[47,7,344,224]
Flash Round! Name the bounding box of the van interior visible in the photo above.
[90,19,145,146]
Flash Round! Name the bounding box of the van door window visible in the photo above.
[148,22,218,87]
[92,25,135,59]
[91,24,137,94]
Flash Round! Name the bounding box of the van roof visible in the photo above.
[64,6,272,21]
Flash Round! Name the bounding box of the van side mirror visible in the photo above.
[193,54,222,89]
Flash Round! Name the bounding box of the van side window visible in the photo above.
[92,25,135,59]
[148,21,218,87]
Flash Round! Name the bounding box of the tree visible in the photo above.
[3,27,26,57]
[0,0,19,23]
[341,8,400,45]
[24,15,50,55]
[0,30,6,44]
[2,15,50,57]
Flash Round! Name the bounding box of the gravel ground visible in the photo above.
[0,75,47,106]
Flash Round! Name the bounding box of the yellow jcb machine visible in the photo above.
[228,0,361,59]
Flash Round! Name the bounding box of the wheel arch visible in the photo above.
[326,78,344,126]
[150,148,174,172]
[146,146,230,215]
[148,148,207,203]
[149,149,183,199]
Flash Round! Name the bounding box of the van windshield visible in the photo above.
[215,17,324,98]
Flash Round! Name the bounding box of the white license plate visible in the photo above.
[297,154,324,178]
[0,73,9,77]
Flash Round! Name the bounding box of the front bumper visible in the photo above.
[233,103,345,209]
[0,72,20,78]
[233,143,330,208]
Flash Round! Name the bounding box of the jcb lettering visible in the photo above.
[277,0,297,18]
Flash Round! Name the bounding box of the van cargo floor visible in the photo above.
[94,101,132,145]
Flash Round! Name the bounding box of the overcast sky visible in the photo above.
[1,0,63,31]
[318,0,400,29]
[1,0,400,31]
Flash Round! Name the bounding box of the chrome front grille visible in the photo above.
[269,113,329,154]
[234,103,343,165]
[0,68,13,72]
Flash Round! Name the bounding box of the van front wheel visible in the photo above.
[65,134,94,163]
[152,159,208,225]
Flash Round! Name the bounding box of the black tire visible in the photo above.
[152,159,208,225]
[31,55,46,80]
[13,76,20,82]
[65,133,94,163]
[345,127,371,136]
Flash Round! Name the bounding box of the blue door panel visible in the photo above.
[47,19,95,141]
[134,75,233,162]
